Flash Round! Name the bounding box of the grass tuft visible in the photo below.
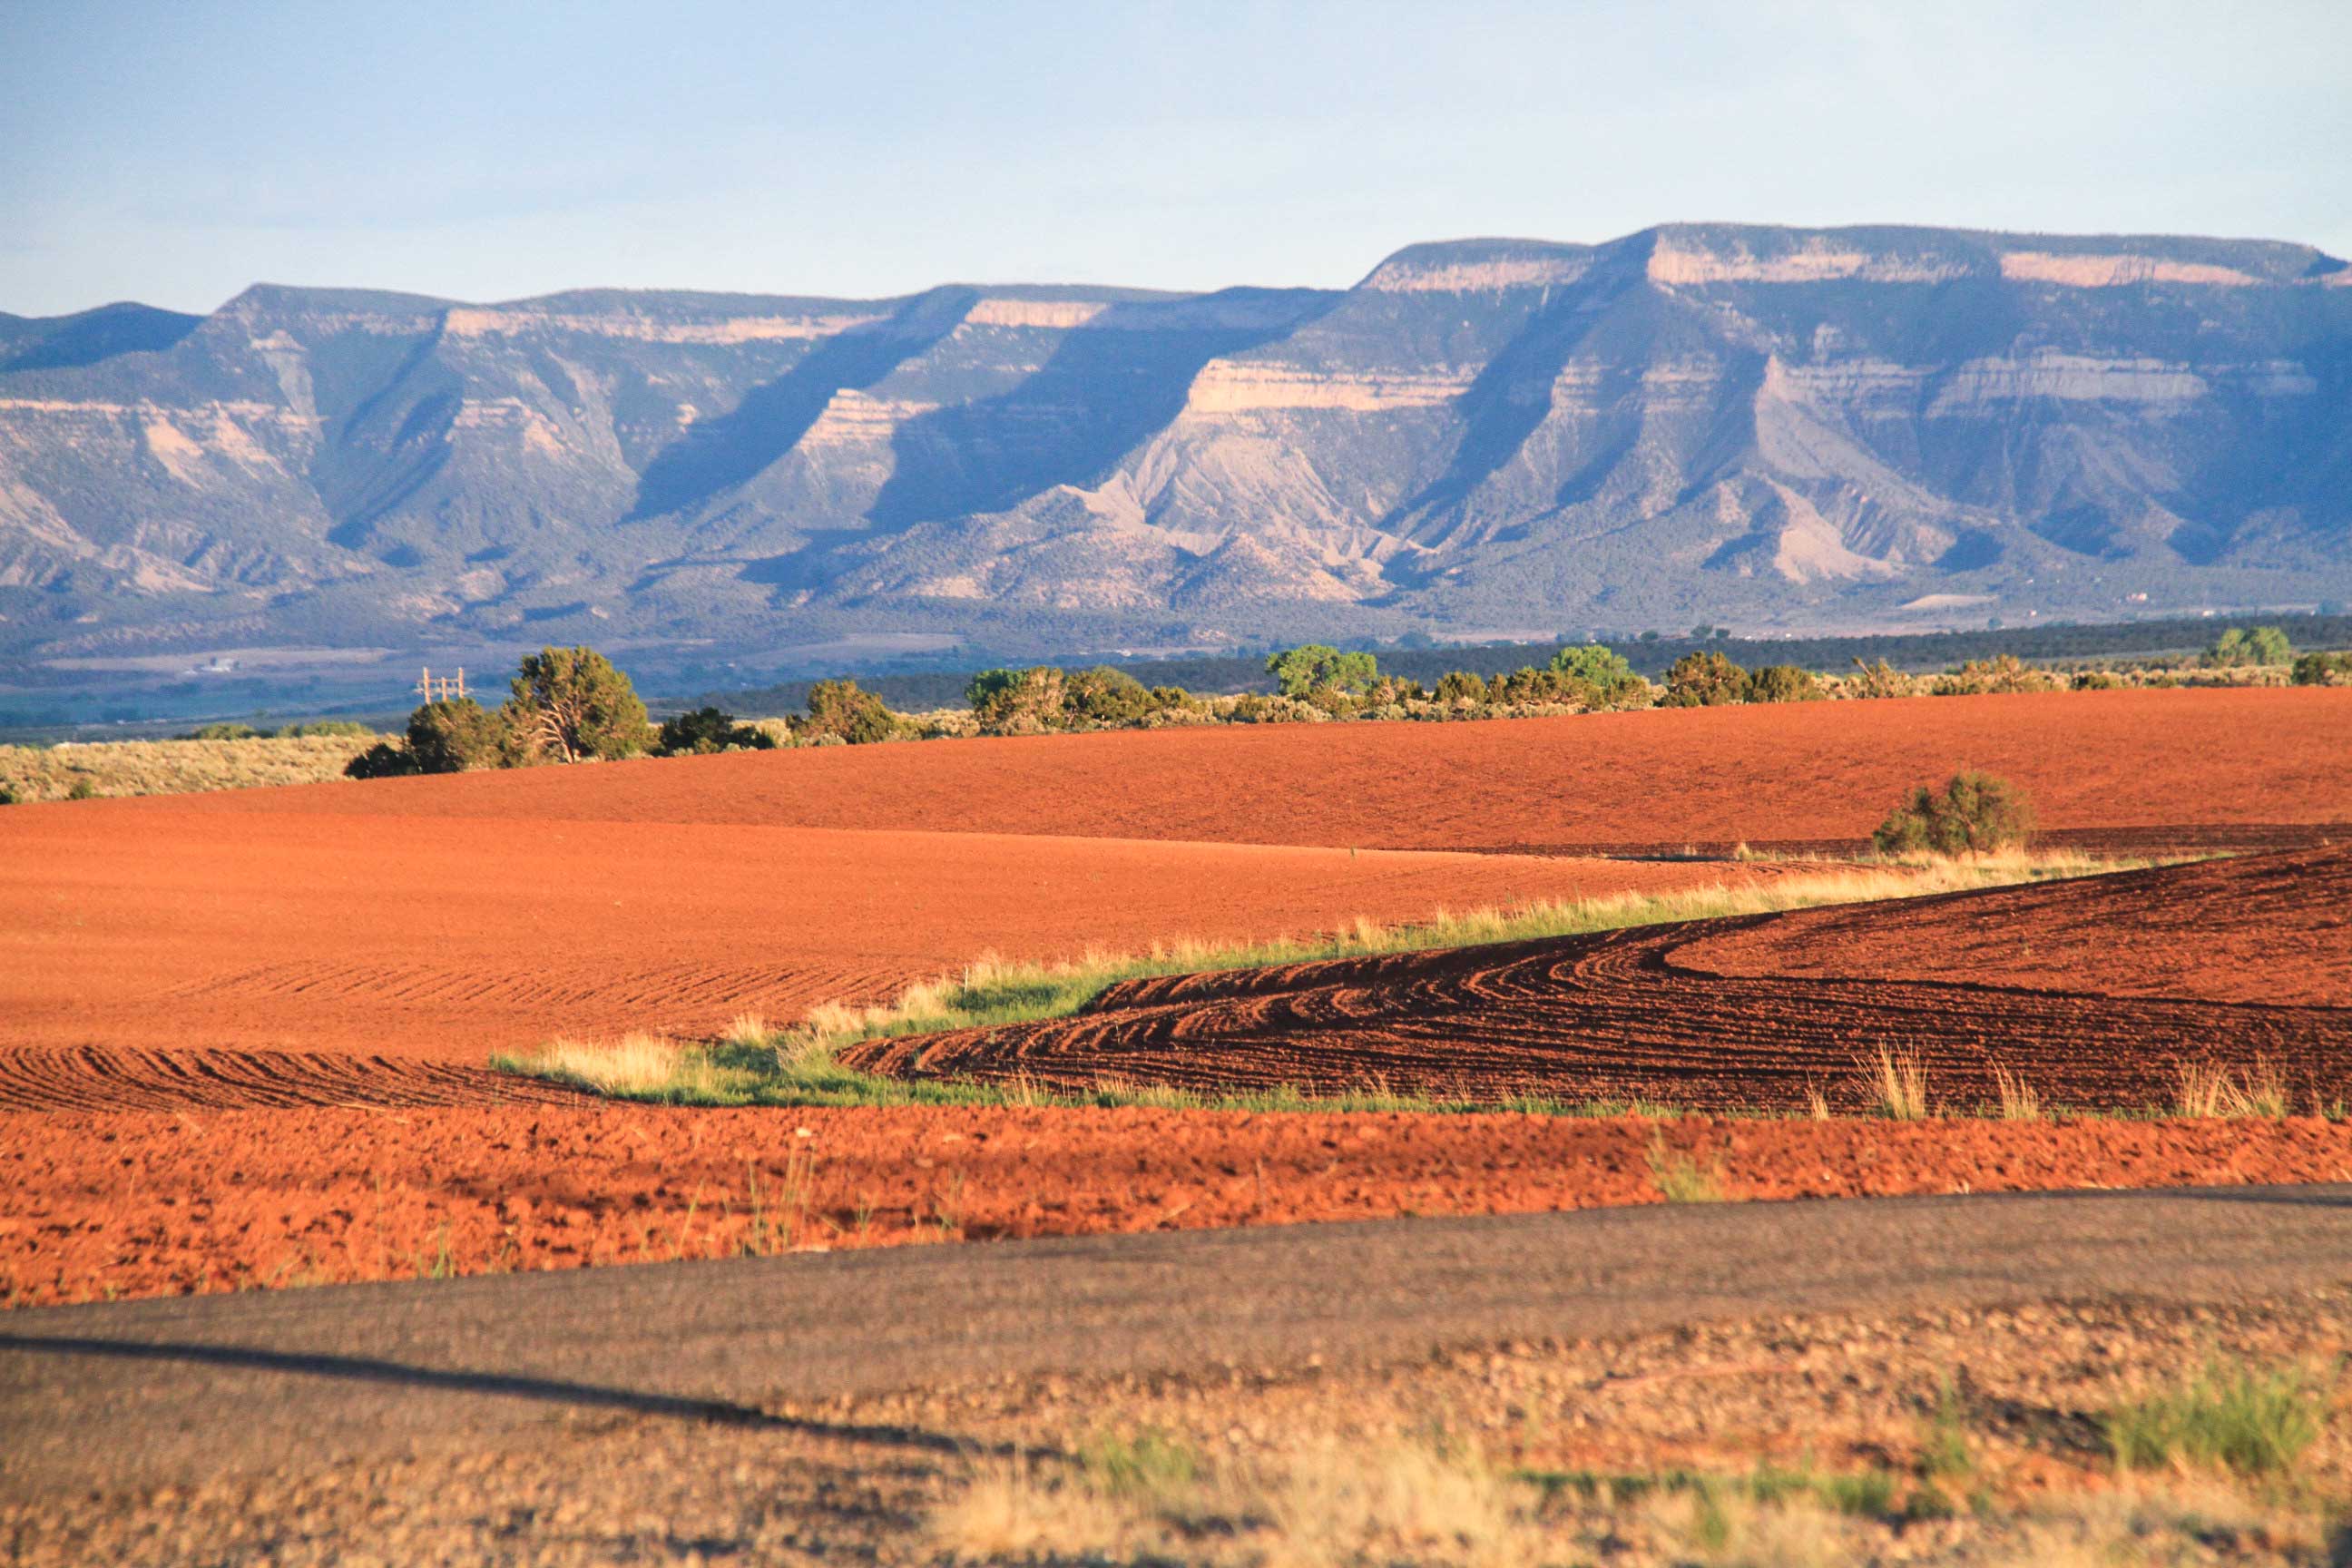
[1079,1430,1200,1510]
[1861,1048,1931,1121]
[2174,1060,2290,1119]
[2104,1360,2325,1478]
[1645,1136,1729,1203]
[1989,1065,2042,1122]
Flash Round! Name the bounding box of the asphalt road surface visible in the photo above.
[7,1185,2352,1501]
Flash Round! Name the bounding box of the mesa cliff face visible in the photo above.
[4,224,2348,668]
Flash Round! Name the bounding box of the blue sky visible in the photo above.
[4,0,2347,316]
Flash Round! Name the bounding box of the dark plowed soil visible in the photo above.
[0,1048,592,1112]
[1465,821,2347,861]
[845,848,2352,1112]
[1680,843,2352,1007]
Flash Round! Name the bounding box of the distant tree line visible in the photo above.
[178,720,376,740]
[694,609,2352,717]
[345,650,924,778]
[334,618,2348,783]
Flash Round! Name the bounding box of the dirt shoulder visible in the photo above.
[10,1276,2350,1564]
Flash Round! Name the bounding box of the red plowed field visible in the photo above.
[1679,847,2352,1006]
[0,800,1749,1074]
[11,1102,2352,1308]
[0,1049,591,1113]
[132,687,2352,854]
[846,848,2352,1112]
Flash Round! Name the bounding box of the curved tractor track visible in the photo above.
[0,1048,591,1113]
[844,848,2352,1112]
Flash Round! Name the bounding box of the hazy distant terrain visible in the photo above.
[4,222,2348,710]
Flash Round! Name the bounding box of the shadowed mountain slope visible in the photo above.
[3,224,2348,670]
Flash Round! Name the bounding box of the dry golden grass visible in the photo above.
[1988,1476,2328,1567]
[509,1034,740,1098]
[1262,1443,1541,1568]
[1992,1064,2043,1121]
[1646,1136,1730,1203]
[927,1438,2334,1568]
[0,734,379,802]
[928,1457,1139,1562]
[1642,1487,1849,1568]
[1862,1047,1931,1120]
[930,1442,1544,1568]
[2175,1060,2290,1119]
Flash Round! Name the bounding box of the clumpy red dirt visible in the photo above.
[9,1102,2352,1308]
[0,804,1724,1065]
[137,686,2352,853]
[848,848,2352,1112]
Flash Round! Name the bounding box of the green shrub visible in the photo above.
[963,667,1023,710]
[1062,665,1157,727]
[1487,667,1564,706]
[1929,654,2059,696]
[1660,651,1749,707]
[2072,670,2123,691]
[181,722,260,741]
[344,740,422,779]
[654,706,774,756]
[1226,692,1323,724]
[1550,643,1647,706]
[968,666,1066,734]
[502,646,652,762]
[0,782,16,805]
[1743,664,1824,703]
[796,679,900,745]
[1432,670,1491,706]
[1266,644,1378,698]
[66,778,96,800]
[1302,683,1365,718]
[2205,625,2293,669]
[2290,651,2352,687]
[1148,684,1205,713]
[1872,771,2034,857]
[1845,658,1916,700]
[406,698,510,773]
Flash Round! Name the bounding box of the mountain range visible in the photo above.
[5,222,2349,701]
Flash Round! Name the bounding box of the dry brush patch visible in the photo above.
[903,1291,2352,1568]
[0,734,379,802]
